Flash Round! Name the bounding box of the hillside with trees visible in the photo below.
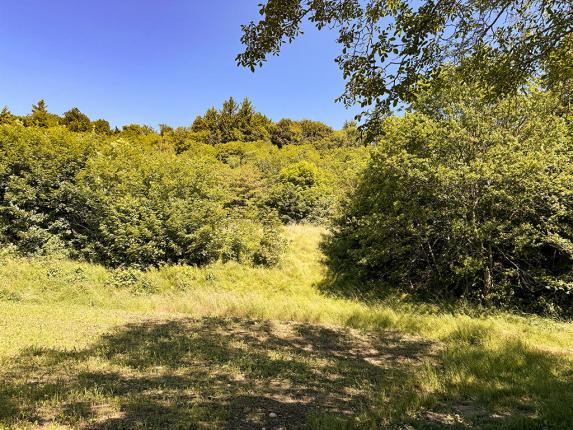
[2,1,573,428]
[0,98,368,268]
[5,73,573,317]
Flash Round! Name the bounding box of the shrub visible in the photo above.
[253,221,287,267]
[254,212,287,266]
[0,119,369,268]
[219,212,286,266]
[73,141,226,267]
[0,125,98,254]
[15,226,69,257]
[220,218,265,264]
[105,268,156,295]
[324,88,573,316]
[267,161,334,223]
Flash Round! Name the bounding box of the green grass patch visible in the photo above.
[1,225,572,428]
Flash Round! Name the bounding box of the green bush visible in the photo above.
[219,213,285,266]
[0,116,369,268]
[105,267,156,295]
[267,161,334,223]
[324,88,573,316]
[73,140,226,267]
[253,213,287,266]
[0,125,98,254]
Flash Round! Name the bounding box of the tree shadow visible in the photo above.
[2,317,571,429]
[0,317,436,429]
[314,272,430,310]
[430,326,573,429]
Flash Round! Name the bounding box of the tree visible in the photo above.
[267,161,333,222]
[323,84,573,316]
[192,107,222,144]
[219,97,242,142]
[191,98,271,144]
[29,99,52,127]
[61,107,91,132]
[121,124,156,136]
[92,119,111,135]
[0,125,98,255]
[0,106,15,125]
[299,119,333,141]
[238,0,573,139]
[270,118,302,148]
[74,142,226,267]
[544,34,573,109]
[159,123,173,136]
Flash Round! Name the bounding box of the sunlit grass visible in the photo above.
[1,224,573,428]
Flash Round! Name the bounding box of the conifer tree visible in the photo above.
[30,99,50,127]
[0,106,15,125]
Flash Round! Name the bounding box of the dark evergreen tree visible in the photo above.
[62,107,91,132]
[29,99,50,127]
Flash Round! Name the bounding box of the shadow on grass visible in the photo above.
[430,325,573,430]
[315,272,446,314]
[0,317,436,429]
[1,317,572,429]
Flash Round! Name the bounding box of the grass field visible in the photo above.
[1,225,573,429]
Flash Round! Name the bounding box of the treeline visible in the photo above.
[0,97,362,150]
[0,100,113,134]
[0,99,369,269]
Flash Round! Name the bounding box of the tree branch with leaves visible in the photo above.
[237,0,573,139]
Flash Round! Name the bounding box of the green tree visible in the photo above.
[73,143,225,267]
[219,97,241,142]
[92,119,111,135]
[324,85,573,316]
[159,123,173,136]
[28,99,58,128]
[270,119,302,148]
[544,34,573,110]
[267,161,333,223]
[0,106,15,125]
[0,125,98,255]
[191,98,271,144]
[238,0,573,138]
[121,124,156,136]
[299,119,333,142]
[192,107,222,144]
[61,107,91,132]
[237,97,272,141]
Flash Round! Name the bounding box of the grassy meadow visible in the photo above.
[1,224,573,429]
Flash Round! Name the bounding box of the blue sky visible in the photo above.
[0,0,359,129]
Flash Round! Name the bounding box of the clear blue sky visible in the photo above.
[0,0,359,129]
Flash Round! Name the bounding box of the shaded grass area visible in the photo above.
[1,225,573,428]
[1,311,572,429]
[1,317,437,429]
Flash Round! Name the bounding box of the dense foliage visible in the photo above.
[0,100,367,268]
[324,83,573,316]
[6,79,573,317]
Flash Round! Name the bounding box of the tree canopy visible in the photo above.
[323,76,573,315]
[238,0,573,138]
